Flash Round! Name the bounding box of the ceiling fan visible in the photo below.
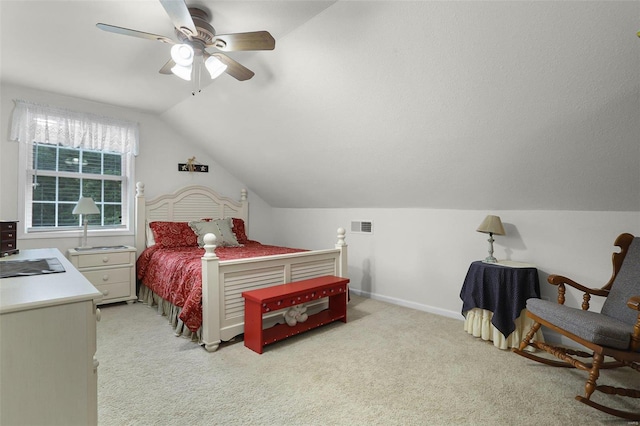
[97,0,275,94]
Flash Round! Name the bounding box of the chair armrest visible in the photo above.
[547,274,609,297]
[547,274,609,309]
[546,234,634,310]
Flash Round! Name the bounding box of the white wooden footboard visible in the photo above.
[201,230,348,352]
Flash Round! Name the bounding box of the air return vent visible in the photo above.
[351,220,373,234]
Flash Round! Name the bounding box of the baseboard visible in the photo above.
[349,288,464,321]
[348,289,583,350]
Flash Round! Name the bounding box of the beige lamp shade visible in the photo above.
[476,215,505,236]
[72,197,100,215]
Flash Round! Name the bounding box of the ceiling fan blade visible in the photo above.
[159,59,175,75]
[211,53,255,81]
[209,31,275,51]
[159,0,197,38]
[96,23,174,44]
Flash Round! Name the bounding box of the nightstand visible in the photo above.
[68,246,137,305]
[460,260,544,350]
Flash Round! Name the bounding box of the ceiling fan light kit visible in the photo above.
[96,0,275,94]
[169,43,194,81]
[170,44,194,66]
[205,56,227,79]
[170,63,192,81]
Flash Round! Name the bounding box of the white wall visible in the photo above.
[271,208,640,320]
[0,84,275,253]
[3,83,639,346]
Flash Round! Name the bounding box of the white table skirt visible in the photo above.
[463,308,544,350]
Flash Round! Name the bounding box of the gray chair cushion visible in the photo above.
[527,298,633,350]
[601,237,640,326]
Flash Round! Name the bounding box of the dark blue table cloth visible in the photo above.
[460,261,540,338]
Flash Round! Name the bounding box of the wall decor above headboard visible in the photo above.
[178,156,208,173]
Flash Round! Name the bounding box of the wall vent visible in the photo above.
[351,220,373,234]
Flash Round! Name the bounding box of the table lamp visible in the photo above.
[476,215,505,263]
[73,197,100,249]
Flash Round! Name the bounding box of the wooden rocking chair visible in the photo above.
[513,233,640,420]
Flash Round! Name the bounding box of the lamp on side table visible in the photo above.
[72,197,100,249]
[476,215,505,263]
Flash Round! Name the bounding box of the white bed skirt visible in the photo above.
[138,283,202,342]
[463,308,544,351]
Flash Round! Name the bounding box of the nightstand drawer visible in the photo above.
[1,240,17,252]
[76,252,132,268]
[92,281,132,300]
[0,222,16,232]
[82,267,131,287]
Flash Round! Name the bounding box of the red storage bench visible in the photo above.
[242,275,349,354]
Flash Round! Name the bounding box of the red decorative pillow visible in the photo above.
[149,221,198,248]
[232,218,249,244]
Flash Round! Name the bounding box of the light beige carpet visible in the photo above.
[96,295,637,425]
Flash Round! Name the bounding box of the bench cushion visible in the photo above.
[527,298,634,350]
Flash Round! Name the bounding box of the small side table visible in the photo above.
[68,246,137,305]
[460,260,544,350]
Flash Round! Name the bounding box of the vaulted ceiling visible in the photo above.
[2,1,639,211]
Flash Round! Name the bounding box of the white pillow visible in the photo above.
[214,218,242,247]
[188,220,225,247]
[146,220,155,247]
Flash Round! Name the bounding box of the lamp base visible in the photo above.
[484,234,498,264]
[80,219,91,250]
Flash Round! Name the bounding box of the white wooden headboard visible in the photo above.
[134,182,249,254]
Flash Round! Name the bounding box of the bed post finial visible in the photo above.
[203,233,218,258]
[241,189,248,201]
[201,232,221,352]
[335,227,348,278]
[136,182,145,197]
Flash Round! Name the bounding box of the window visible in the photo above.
[10,100,138,238]
[29,143,125,229]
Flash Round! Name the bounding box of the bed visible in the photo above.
[134,182,348,352]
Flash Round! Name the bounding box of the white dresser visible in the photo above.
[0,248,103,426]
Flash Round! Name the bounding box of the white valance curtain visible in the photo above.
[10,100,139,155]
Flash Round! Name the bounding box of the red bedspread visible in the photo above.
[136,241,307,332]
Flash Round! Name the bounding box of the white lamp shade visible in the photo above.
[476,215,505,235]
[171,63,192,81]
[205,56,227,79]
[72,197,100,215]
[170,44,194,67]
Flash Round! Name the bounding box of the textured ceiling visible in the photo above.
[1,1,639,211]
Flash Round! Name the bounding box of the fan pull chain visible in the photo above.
[192,57,203,96]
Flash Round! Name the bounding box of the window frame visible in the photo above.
[18,141,135,240]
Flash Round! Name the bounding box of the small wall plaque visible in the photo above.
[179,156,208,172]
[178,163,208,172]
